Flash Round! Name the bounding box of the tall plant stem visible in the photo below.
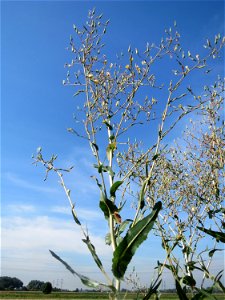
[82,62,120,297]
[107,122,121,298]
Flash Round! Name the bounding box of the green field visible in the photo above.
[0,291,224,300]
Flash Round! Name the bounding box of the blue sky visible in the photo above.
[1,0,224,291]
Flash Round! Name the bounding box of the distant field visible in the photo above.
[0,291,224,299]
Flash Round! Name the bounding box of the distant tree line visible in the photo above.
[0,277,52,294]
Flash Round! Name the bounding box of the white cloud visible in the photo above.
[1,215,111,256]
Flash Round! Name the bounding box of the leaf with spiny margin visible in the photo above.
[112,201,162,279]
[197,227,225,243]
[49,250,115,291]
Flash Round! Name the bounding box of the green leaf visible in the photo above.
[49,250,113,290]
[182,275,196,287]
[118,219,132,235]
[99,193,119,220]
[82,235,103,270]
[112,201,162,279]
[116,235,123,245]
[197,227,225,243]
[110,181,123,197]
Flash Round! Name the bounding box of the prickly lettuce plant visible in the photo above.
[34,9,225,299]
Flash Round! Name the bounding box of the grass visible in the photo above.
[0,291,224,299]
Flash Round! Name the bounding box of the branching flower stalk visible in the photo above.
[34,9,225,299]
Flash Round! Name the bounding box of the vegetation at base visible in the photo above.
[0,291,225,299]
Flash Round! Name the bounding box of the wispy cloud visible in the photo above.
[51,205,71,215]
[4,172,59,194]
[6,204,36,214]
